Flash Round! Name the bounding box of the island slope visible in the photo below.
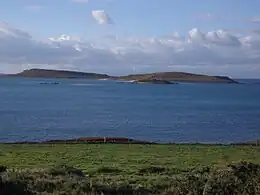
[118,72,238,83]
[6,69,111,79]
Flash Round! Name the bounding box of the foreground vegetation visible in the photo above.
[1,144,260,194]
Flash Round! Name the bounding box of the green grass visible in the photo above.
[1,144,260,171]
[1,144,260,194]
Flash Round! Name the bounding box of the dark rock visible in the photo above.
[0,165,7,173]
[40,82,59,85]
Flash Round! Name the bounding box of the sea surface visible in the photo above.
[0,77,260,143]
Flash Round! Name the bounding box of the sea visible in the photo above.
[0,77,260,144]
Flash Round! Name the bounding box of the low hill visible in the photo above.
[7,69,111,79]
[119,72,238,83]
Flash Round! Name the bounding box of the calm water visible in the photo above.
[0,77,260,143]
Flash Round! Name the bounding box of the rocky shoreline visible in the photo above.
[132,78,176,84]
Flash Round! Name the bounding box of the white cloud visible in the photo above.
[0,22,31,39]
[92,10,113,24]
[1,22,260,77]
[72,0,89,3]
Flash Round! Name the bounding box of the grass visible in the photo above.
[1,144,260,171]
[1,144,260,194]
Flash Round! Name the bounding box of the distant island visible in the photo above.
[118,72,238,84]
[6,69,111,79]
[3,68,238,84]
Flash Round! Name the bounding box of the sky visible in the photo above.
[1,0,260,78]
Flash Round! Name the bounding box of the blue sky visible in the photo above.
[1,0,260,77]
[1,0,259,39]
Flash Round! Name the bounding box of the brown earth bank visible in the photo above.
[2,68,239,84]
[5,137,156,144]
[2,137,260,146]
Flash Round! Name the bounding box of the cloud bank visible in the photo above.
[1,21,260,77]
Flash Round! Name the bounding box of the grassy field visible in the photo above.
[1,144,260,194]
[1,144,260,170]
